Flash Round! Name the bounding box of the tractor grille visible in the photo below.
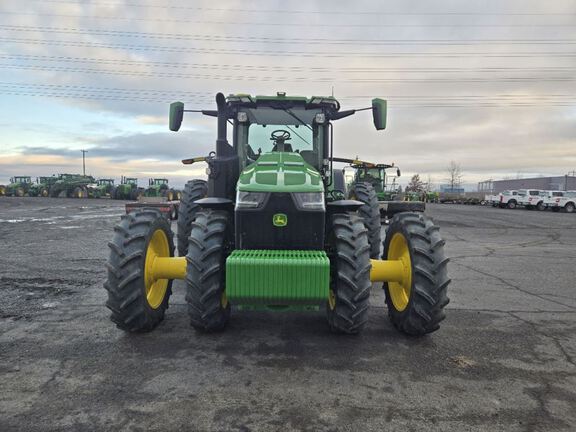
[235,192,325,250]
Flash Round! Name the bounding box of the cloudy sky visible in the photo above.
[0,0,575,188]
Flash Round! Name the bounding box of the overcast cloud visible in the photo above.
[0,0,575,188]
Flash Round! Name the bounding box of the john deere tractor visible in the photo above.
[28,176,57,197]
[336,159,425,224]
[104,92,449,335]
[144,178,180,201]
[93,179,115,198]
[113,176,144,200]
[6,176,33,197]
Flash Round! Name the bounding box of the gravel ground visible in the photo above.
[0,198,575,431]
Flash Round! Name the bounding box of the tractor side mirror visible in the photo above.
[397,168,401,177]
[169,101,184,131]
[372,98,387,130]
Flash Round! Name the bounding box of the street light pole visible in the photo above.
[81,150,88,176]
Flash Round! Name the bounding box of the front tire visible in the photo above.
[565,203,575,213]
[383,212,450,336]
[177,179,208,257]
[349,182,381,259]
[104,209,174,332]
[186,209,231,332]
[326,213,371,334]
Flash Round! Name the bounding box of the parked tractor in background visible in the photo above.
[113,176,144,200]
[335,159,425,225]
[93,179,115,198]
[28,176,58,197]
[5,176,33,197]
[104,92,449,337]
[144,178,180,201]
[50,174,97,198]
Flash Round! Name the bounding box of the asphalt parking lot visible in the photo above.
[1,198,575,431]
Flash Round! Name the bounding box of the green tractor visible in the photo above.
[104,92,449,336]
[113,176,144,200]
[50,174,97,198]
[93,178,115,198]
[28,176,58,197]
[144,178,180,201]
[336,159,425,225]
[5,176,33,197]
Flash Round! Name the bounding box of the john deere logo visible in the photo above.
[273,213,288,227]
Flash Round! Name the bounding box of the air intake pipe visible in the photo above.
[215,92,233,157]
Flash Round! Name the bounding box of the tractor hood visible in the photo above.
[237,152,323,193]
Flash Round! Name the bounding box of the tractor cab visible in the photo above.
[11,176,32,184]
[149,178,169,187]
[123,177,138,185]
[98,179,114,186]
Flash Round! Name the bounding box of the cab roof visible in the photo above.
[226,93,341,111]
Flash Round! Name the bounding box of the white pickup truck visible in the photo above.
[544,191,576,213]
[516,189,544,210]
[497,190,519,209]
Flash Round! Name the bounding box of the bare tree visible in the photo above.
[406,174,427,192]
[446,161,463,191]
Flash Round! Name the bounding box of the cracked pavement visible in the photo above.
[1,198,575,431]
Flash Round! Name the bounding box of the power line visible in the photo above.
[3,82,574,101]
[24,0,576,16]
[3,38,576,61]
[2,64,575,83]
[1,14,574,28]
[4,24,576,46]
[2,55,574,74]
[2,90,573,108]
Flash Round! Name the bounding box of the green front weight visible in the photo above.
[226,250,330,305]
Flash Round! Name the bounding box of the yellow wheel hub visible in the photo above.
[386,232,413,311]
[144,229,171,309]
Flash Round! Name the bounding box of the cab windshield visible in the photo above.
[236,107,325,169]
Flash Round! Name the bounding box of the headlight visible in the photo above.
[292,192,325,211]
[235,191,268,209]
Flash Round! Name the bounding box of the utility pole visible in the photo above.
[81,150,88,176]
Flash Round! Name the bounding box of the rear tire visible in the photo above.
[383,212,450,336]
[177,179,208,257]
[186,209,231,332]
[349,182,381,259]
[104,209,174,332]
[507,200,517,209]
[326,213,371,334]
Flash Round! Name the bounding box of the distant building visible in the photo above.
[440,184,465,193]
[478,176,576,193]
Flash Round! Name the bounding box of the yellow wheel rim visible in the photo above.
[387,232,412,312]
[41,190,48,197]
[328,289,336,310]
[167,191,174,201]
[144,229,170,309]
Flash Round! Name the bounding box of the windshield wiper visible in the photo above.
[285,125,310,146]
[284,108,313,132]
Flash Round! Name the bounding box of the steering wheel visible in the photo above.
[270,129,291,142]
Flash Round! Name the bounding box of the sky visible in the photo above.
[0,0,575,189]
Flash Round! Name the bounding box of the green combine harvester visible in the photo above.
[144,178,180,201]
[113,176,144,200]
[5,176,33,197]
[28,176,58,197]
[104,92,450,335]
